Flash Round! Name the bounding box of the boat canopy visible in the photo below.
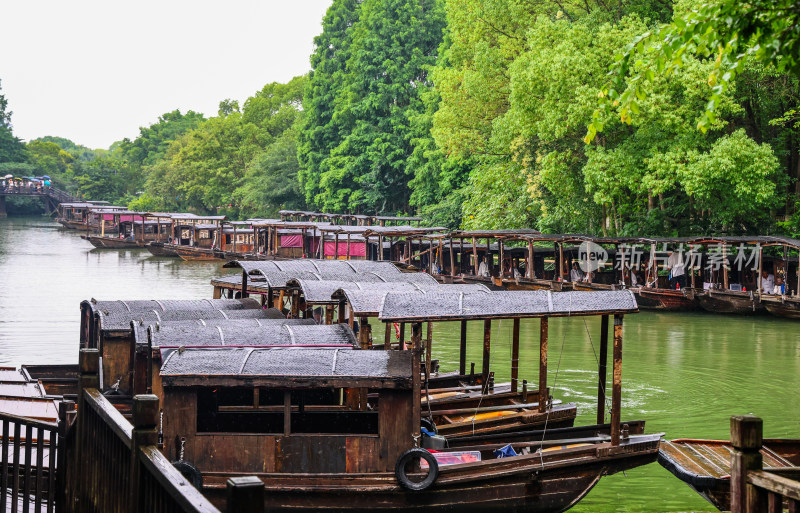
[333,283,491,316]
[378,289,639,322]
[149,323,358,351]
[159,346,413,389]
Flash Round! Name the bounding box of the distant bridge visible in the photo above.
[0,185,80,216]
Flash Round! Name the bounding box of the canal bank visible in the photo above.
[1,216,798,512]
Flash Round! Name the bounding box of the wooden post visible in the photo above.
[528,241,534,279]
[459,320,467,375]
[559,243,565,281]
[227,476,265,513]
[723,243,730,290]
[55,400,75,512]
[334,232,339,260]
[472,237,478,275]
[425,322,433,380]
[597,315,609,424]
[399,323,405,346]
[449,237,456,277]
[511,318,520,393]
[538,317,548,413]
[758,244,763,300]
[482,319,491,386]
[438,238,444,274]
[359,317,370,349]
[411,322,422,434]
[610,314,623,445]
[730,415,766,513]
[384,322,392,350]
[499,239,505,278]
[241,271,249,299]
[338,301,346,324]
[129,394,159,512]
[325,305,334,325]
[75,349,99,497]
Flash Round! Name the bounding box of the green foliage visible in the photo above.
[118,110,206,168]
[590,0,800,138]
[299,0,446,214]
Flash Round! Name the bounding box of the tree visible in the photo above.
[0,79,27,164]
[299,0,446,214]
[589,0,800,139]
[298,0,363,210]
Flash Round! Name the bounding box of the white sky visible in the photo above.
[0,0,332,150]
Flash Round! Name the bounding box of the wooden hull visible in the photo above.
[146,242,180,257]
[658,438,800,510]
[82,235,142,249]
[762,297,800,319]
[57,219,85,230]
[174,246,225,261]
[199,435,661,513]
[633,288,699,311]
[696,289,765,315]
[571,282,617,292]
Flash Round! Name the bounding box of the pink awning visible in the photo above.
[324,241,366,257]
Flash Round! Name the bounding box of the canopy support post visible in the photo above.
[459,320,467,375]
[527,241,534,279]
[597,314,609,424]
[384,322,392,350]
[241,271,248,298]
[472,237,478,275]
[511,318,520,393]
[610,314,623,445]
[425,322,433,382]
[411,322,422,433]
[482,319,491,388]
[538,317,548,413]
[449,237,455,277]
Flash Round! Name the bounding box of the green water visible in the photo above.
[1,216,799,511]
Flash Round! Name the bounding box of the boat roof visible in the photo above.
[159,347,413,389]
[377,290,639,322]
[82,298,260,316]
[132,318,315,345]
[286,274,439,303]
[101,308,281,333]
[334,283,491,315]
[150,323,357,351]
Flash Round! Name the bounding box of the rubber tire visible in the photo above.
[172,460,203,490]
[420,417,438,434]
[395,448,438,491]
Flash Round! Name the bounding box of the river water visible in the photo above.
[1,216,798,512]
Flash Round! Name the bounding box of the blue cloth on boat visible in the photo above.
[420,427,436,437]
[494,444,517,458]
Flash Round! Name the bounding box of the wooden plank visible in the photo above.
[610,314,623,446]
[748,470,800,501]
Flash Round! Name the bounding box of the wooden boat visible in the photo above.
[146,241,180,257]
[696,288,765,315]
[153,342,660,513]
[633,287,700,311]
[658,438,800,510]
[761,295,800,319]
[82,234,141,249]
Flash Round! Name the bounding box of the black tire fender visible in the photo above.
[395,448,438,491]
[420,417,437,434]
[172,460,203,490]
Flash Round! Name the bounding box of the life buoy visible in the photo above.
[395,448,438,491]
[172,460,203,490]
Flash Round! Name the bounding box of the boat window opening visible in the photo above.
[199,230,211,239]
[195,387,378,435]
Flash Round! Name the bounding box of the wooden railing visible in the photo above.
[730,415,800,513]
[0,410,60,512]
[64,349,265,513]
